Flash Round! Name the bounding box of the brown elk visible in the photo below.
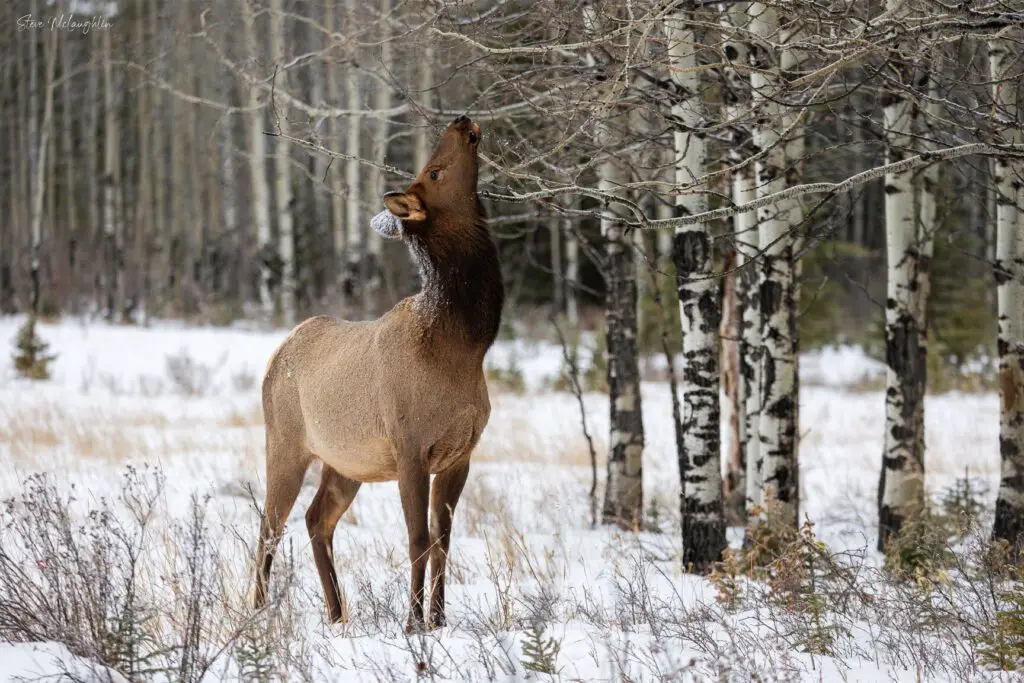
[251,116,503,632]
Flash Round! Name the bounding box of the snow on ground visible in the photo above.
[0,316,1010,682]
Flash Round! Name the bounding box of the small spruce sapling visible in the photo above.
[13,314,56,380]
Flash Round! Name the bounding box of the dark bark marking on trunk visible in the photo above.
[602,222,644,530]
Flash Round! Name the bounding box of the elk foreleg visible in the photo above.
[428,460,470,629]
[397,444,431,633]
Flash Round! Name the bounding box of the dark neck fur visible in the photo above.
[407,212,504,350]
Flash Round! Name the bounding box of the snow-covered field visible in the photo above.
[0,316,1012,682]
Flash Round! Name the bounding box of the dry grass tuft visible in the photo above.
[473,413,602,468]
[0,400,261,469]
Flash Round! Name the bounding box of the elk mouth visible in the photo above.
[452,115,481,146]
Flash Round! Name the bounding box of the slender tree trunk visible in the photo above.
[344,0,364,314]
[722,0,754,522]
[665,6,724,568]
[29,14,58,316]
[214,114,234,301]
[27,0,39,314]
[4,55,20,314]
[720,250,743,520]
[222,111,239,305]
[61,9,76,310]
[564,209,580,326]
[244,0,274,323]
[913,72,939,471]
[324,0,346,293]
[135,3,151,321]
[750,2,797,526]
[584,3,644,530]
[851,107,867,247]
[414,46,434,173]
[15,27,30,310]
[149,0,167,318]
[739,164,761,517]
[600,167,645,530]
[27,0,38,313]
[878,31,924,548]
[270,0,296,327]
[781,15,806,525]
[187,64,205,315]
[102,26,123,322]
[168,9,188,313]
[988,159,999,265]
[989,33,1024,553]
[86,46,100,310]
[547,217,563,317]
[366,0,392,315]
[308,8,329,306]
[200,70,221,308]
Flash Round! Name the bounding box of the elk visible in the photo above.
[251,116,502,632]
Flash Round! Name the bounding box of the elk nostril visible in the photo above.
[453,114,470,126]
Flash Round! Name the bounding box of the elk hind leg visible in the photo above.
[306,465,361,623]
[252,441,311,609]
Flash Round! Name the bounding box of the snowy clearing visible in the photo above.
[0,317,1012,682]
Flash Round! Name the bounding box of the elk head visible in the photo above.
[372,115,481,239]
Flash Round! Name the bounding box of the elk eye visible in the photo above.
[429,169,439,181]
[468,132,478,144]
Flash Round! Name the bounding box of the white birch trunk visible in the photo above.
[665,8,724,568]
[749,3,797,525]
[989,33,1024,552]
[781,16,806,523]
[878,34,924,548]
[270,0,296,327]
[738,163,762,515]
[584,2,644,530]
[244,0,273,323]
[913,74,940,467]
[598,159,645,530]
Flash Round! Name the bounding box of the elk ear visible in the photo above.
[382,191,427,223]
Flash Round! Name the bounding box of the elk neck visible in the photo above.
[407,209,504,352]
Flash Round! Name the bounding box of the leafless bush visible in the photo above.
[165,348,226,397]
[0,466,310,681]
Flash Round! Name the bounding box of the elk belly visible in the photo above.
[317,437,400,483]
[371,209,403,239]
